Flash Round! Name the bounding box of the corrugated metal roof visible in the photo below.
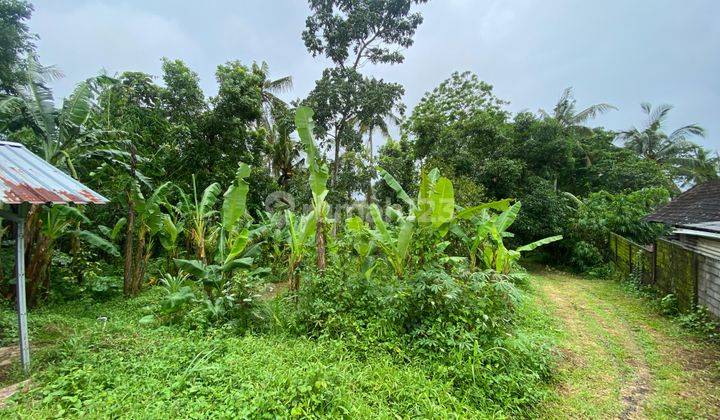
[0,140,108,205]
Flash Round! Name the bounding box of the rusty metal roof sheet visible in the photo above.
[0,140,108,205]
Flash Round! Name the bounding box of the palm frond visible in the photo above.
[647,103,672,127]
[572,103,617,124]
[669,124,705,141]
[265,75,293,94]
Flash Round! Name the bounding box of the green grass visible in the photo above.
[5,269,716,418]
[533,270,720,419]
[0,285,556,418]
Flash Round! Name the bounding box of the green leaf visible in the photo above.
[110,217,127,241]
[431,177,454,231]
[53,205,90,224]
[236,162,251,179]
[295,106,319,159]
[174,259,207,278]
[296,107,329,201]
[396,219,415,262]
[377,167,414,208]
[200,183,221,214]
[369,204,390,243]
[495,201,522,233]
[224,229,250,265]
[221,257,253,272]
[299,212,317,244]
[60,81,91,128]
[456,199,512,220]
[309,162,329,199]
[222,180,249,231]
[159,215,179,250]
[516,235,563,252]
[76,230,120,257]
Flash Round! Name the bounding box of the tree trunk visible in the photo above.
[316,216,326,272]
[332,137,340,187]
[287,258,299,291]
[25,234,52,308]
[124,141,138,296]
[130,228,146,295]
[123,191,136,296]
[366,128,374,204]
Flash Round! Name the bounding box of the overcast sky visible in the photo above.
[30,0,719,150]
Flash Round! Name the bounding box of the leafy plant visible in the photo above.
[453,202,562,273]
[140,272,195,325]
[285,210,317,291]
[175,164,257,299]
[295,106,329,272]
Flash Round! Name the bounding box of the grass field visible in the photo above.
[0,269,718,418]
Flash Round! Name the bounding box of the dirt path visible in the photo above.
[533,269,720,419]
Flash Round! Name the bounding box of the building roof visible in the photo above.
[645,180,720,226]
[674,221,720,241]
[0,140,108,205]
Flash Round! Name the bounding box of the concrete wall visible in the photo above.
[698,256,720,316]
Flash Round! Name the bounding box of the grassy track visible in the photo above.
[533,269,720,419]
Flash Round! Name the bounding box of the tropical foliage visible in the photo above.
[0,0,716,417]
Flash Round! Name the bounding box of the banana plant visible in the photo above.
[295,106,329,271]
[344,216,378,280]
[285,210,317,291]
[367,204,414,277]
[159,213,184,272]
[184,175,221,263]
[124,182,174,295]
[175,163,257,299]
[26,205,119,306]
[378,167,519,275]
[454,201,563,273]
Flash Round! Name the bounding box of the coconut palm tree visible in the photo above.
[677,147,719,187]
[618,103,705,165]
[269,123,302,188]
[358,111,401,165]
[541,87,617,129]
[0,55,118,178]
[540,87,616,166]
[254,61,293,128]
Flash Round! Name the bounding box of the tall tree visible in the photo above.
[540,87,616,165]
[0,0,35,94]
[255,61,292,128]
[678,147,719,187]
[618,103,705,167]
[302,0,428,194]
[541,87,616,129]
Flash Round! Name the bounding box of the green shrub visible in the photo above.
[659,294,679,316]
[677,307,720,340]
[293,265,402,352]
[398,269,519,357]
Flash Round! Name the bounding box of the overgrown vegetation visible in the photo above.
[0,0,717,417]
[612,265,720,342]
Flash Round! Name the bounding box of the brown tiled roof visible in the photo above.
[645,181,720,225]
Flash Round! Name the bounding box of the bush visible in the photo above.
[677,307,720,340]
[398,269,520,358]
[570,241,604,272]
[292,265,402,352]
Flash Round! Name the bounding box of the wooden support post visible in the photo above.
[13,204,30,374]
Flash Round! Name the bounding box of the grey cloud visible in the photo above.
[31,0,718,150]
